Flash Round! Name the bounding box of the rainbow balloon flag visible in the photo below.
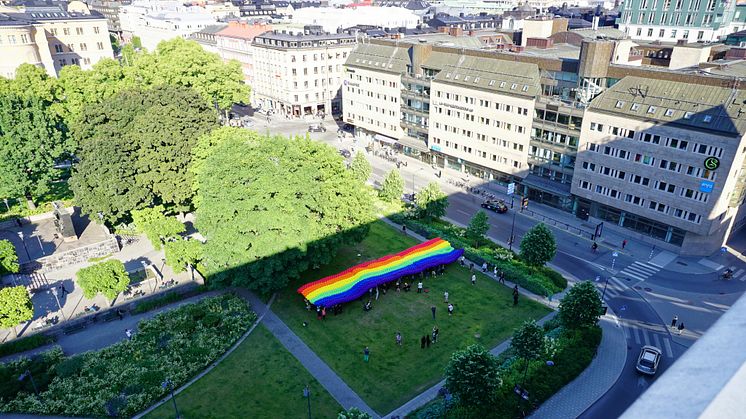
[298,238,463,307]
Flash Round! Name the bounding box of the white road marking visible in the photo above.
[663,337,673,358]
[652,333,661,350]
[642,328,650,346]
[632,326,641,345]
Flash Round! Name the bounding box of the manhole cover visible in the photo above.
[634,286,642,290]
[644,287,652,291]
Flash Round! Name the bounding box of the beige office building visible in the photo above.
[0,2,113,78]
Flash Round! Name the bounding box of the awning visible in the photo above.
[521,174,572,196]
[398,136,430,153]
[374,134,397,145]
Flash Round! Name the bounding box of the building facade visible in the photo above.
[342,36,746,255]
[251,27,356,116]
[118,0,219,50]
[87,0,131,36]
[617,0,737,43]
[0,2,113,78]
[214,21,271,83]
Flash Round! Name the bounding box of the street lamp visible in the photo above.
[303,385,312,419]
[49,286,67,322]
[161,379,180,419]
[508,208,517,252]
[17,231,30,261]
[18,369,40,400]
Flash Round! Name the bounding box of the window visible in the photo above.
[647,106,657,114]
[80,43,87,51]
[76,27,83,35]
[664,109,675,117]
[96,42,104,50]
[94,26,100,34]
[648,28,654,36]
[63,28,70,35]
[631,103,640,111]
[703,115,713,123]
[659,29,665,37]
[615,100,624,108]
[54,44,63,53]
[684,111,694,119]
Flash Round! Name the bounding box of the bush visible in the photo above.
[0,294,255,417]
[131,292,183,314]
[0,334,56,358]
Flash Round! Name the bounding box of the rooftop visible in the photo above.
[346,42,410,73]
[255,30,356,42]
[588,76,746,136]
[216,21,272,39]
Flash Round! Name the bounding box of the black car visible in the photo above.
[339,149,352,158]
[481,200,508,214]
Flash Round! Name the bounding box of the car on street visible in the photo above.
[480,200,508,214]
[635,345,662,375]
[339,149,351,158]
[308,124,326,132]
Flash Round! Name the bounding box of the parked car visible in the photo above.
[480,200,508,214]
[636,345,662,375]
[339,149,352,158]
[308,124,326,132]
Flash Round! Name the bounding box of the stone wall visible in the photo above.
[22,237,120,274]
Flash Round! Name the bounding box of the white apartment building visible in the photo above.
[119,0,219,50]
[252,28,356,116]
[0,2,113,78]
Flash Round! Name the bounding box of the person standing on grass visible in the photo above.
[317,306,322,320]
[513,285,519,305]
[396,332,402,346]
[363,346,370,362]
[426,334,431,348]
[448,303,454,316]
[432,326,438,343]
[471,274,476,285]
[431,305,437,320]
[418,281,423,293]
[444,290,449,303]
[321,306,327,320]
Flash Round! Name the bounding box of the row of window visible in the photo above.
[345,86,399,103]
[530,146,575,167]
[348,113,398,132]
[292,51,348,62]
[57,57,91,67]
[291,65,342,76]
[588,143,718,180]
[431,137,524,168]
[54,42,105,53]
[434,91,530,115]
[534,109,583,129]
[631,26,706,40]
[531,128,580,148]
[49,26,101,37]
[441,73,531,92]
[577,180,702,223]
[434,120,525,136]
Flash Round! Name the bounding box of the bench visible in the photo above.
[101,310,123,322]
[63,323,87,335]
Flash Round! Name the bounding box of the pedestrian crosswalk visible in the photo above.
[625,323,675,358]
[618,261,660,282]
[599,276,630,300]
[726,266,746,281]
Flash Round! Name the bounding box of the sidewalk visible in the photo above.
[382,217,627,419]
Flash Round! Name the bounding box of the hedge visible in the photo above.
[0,334,56,358]
[389,214,565,296]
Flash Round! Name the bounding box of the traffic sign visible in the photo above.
[507,182,515,196]
[704,156,720,171]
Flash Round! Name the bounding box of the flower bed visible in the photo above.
[388,214,566,296]
[0,293,255,417]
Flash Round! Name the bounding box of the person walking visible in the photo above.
[125,329,133,340]
[670,315,678,329]
[59,285,68,297]
[444,290,449,303]
[402,224,407,235]
[116,309,124,321]
[396,332,402,346]
[471,274,476,285]
[622,239,628,249]
[433,326,439,343]
[493,266,498,277]
[592,242,598,253]
[447,303,454,316]
[482,262,488,273]
[459,256,465,266]
[417,281,423,293]
[431,305,436,320]
[321,306,327,320]
[317,306,322,320]
[677,322,685,336]
[512,285,519,306]
[363,346,370,362]
[499,271,506,285]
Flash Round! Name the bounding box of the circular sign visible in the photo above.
[704,157,720,171]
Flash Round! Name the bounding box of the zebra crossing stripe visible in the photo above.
[619,270,648,282]
[733,268,745,279]
[652,333,661,350]
[631,262,660,274]
[663,337,673,358]
[633,326,641,345]
[642,329,650,346]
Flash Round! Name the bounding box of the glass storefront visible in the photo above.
[592,203,685,246]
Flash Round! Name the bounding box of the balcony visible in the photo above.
[401,89,430,101]
[401,104,429,116]
[402,73,433,85]
[400,119,428,132]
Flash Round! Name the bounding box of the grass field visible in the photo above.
[146,325,342,419]
[272,220,552,414]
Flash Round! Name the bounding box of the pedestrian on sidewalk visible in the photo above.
[421,335,426,348]
[499,271,506,285]
[417,281,423,293]
[116,309,124,320]
[482,262,488,273]
[677,322,685,336]
[622,239,628,249]
[396,332,402,346]
[402,224,407,235]
[469,263,474,272]
[447,303,454,316]
[471,274,476,285]
[512,285,519,306]
[459,256,465,266]
[592,242,598,253]
[125,329,133,340]
[363,346,370,362]
[671,315,678,329]
[493,266,498,277]
[58,285,68,297]
[444,290,449,303]
[431,305,436,319]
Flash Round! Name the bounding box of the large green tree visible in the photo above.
[378,169,404,203]
[466,210,490,247]
[349,152,371,184]
[0,239,20,276]
[414,182,448,220]
[0,286,33,330]
[76,260,130,300]
[559,281,604,329]
[0,92,72,202]
[70,86,218,222]
[195,129,373,292]
[519,223,557,266]
[510,320,546,362]
[131,205,185,250]
[164,239,203,273]
[444,344,500,408]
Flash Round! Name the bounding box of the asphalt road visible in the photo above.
[248,114,745,418]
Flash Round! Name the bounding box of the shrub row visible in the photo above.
[0,293,256,417]
[389,214,566,296]
[0,334,56,358]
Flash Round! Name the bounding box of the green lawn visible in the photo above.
[272,221,552,414]
[146,324,342,419]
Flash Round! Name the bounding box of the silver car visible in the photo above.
[636,345,662,375]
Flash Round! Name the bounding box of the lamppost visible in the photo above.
[508,208,517,252]
[601,275,610,300]
[161,379,180,419]
[18,369,40,400]
[49,286,67,321]
[303,385,312,419]
[17,231,30,261]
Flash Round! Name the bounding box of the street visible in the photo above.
[248,114,746,418]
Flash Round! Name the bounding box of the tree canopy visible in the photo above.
[0,92,72,201]
[164,239,203,273]
[519,223,557,266]
[510,320,546,362]
[195,128,373,293]
[0,286,33,329]
[70,86,218,222]
[444,344,500,408]
[378,169,404,203]
[349,152,371,184]
[466,210,490,247]
[76,260,130,300]
[131,205,185,250]
[0,239,20,276]
[414,182,448,220]
[558,281,604,329]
